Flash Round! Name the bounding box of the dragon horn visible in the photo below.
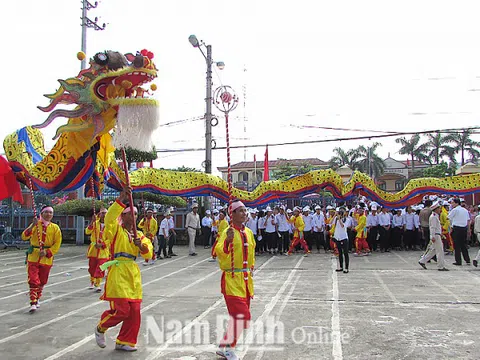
[32,106,93,130]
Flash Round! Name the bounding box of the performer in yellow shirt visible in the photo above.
[354,208,370,255]
[21,206,62,313]
[85,207,109,292]
[440,203,454,253]
[210,210,229,261]
[287,206,310,255]
[94,187,153,352]
[214,200,255,360]
[138,208,159,264]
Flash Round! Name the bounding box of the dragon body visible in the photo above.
[3,50,480,207]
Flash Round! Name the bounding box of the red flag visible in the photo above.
[0,156,23,204]
[263,145,269,181]
[150,160,153,168]
[253,154,256,163]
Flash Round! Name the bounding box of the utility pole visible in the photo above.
[188,35,225,211]
[78,0,106,200]
[80,0,106,70]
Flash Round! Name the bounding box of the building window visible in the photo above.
[378,183,386,190]
[238,172,249,182]
[395,181,404,190]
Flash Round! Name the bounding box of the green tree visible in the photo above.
[272,161,315,181]
[114,146,157,169]
[350,143,385,178]
[444,129,480,165]
[53,199,108,217]
[423,132,455,165]
[422,161,457,178]
[395,134,428,173]
[133,192,186,208]
[328,147,356,169]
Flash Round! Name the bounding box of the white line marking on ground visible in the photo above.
[253,271,301,360]
[373,271,399,305]
[237,256,305,360]
[331,257,343,360]
[0,256,189,319]
[43,263,222,360]
[0,254,86,271]
[393,251,476,311]
[145,256,279,360]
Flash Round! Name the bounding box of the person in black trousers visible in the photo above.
[449,198,471,265]
[333,209,349,273]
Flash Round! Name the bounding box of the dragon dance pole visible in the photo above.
[27,177,44,252]
[121,149,138,240]
[214,85,239,277]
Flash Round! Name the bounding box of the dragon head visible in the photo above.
[33,49,159,143]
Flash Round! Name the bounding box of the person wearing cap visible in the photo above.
[246,209,259,255]
[391,209,405,250]
[166,208,178,257]
[85,207,109,292]
[448,198,471,265]
[263,206,277,254]
[287,206,310,256]
[440,202,454,254]
[138,208,159,265]
[211,210,229,261]
[473,205,480,267]
[214,200,255,360]
[354,208,370,256]
[325,206,338,255]
[419,200,433,250]
[158,211,172,259]
[418,202,449,271]
[378,206,392,252]
[185,203,201,256]
[403,206,419,251]
[94,187,153,351]
[276,206,290,255]
[202,210,213,249]
[366,205,380,251]
[302,206,314,251]
[22,205,63,313]
[312,205,326,253]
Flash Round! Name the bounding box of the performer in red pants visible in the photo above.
[85,207,109,292]
[287,206,310,256]
[22,206,62,313]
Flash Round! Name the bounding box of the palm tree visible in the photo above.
[395,134,428,173]
[444,129,480,165]
[329,147,355,169]
[423,132,455,165]
[350,142,385,179]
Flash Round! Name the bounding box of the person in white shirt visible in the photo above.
[378,206,392,252]
[366,205,380,251]
[264,207,277,254]
[391,209,405,250]
[276,206,290,255]
[332,207,349,273]
[185,203,201,256]
[403,206,418,250]
[158,211,172,259]
[312,205,326,253]
[201,210,213,248]
[418,202,449,271]
[448,198,471,265]
[257,210,267,254]
[302,206,314,251]
[473,205,480,267]
[167,208,177,257]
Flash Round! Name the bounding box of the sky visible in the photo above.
[1,0,480,176]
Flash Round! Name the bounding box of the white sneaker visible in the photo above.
[29,304,37,313]
[142,261,149,266]
[36,300,40,308]
[115,343,137,351]
[88,283,95,289]
[150,260,156,265]
[95,327,106,348]
[208,258,216,262]
[216,347,239,360]
[95,286,102,293]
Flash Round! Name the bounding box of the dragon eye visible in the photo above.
[94,52,109,66]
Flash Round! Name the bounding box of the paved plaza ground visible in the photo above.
[0,244,479,360]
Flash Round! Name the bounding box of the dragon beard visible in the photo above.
[113,103,159,152]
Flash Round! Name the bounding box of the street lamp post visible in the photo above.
[189,35,225,210]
